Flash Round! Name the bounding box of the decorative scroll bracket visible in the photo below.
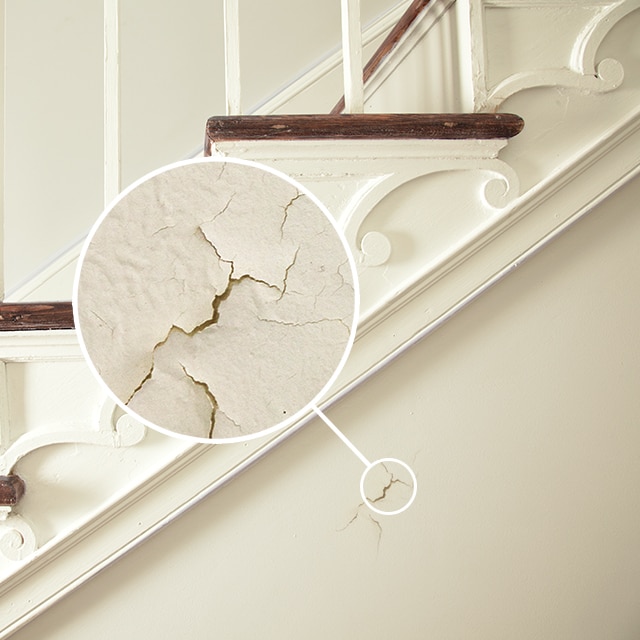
[0,331,146,562]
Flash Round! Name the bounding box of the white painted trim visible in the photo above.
[469,0,488,110]
[0,1,5,299]
[455,0,475,111]
[223,0,241,115]
[103,0,120,207]
[0,330,80,362]
[0,362,9,451]
[341,0,364,113]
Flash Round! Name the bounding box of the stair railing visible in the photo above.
[222,0,369,115]
[1,0,524,331]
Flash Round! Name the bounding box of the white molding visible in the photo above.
[103,0,120,207]
[0,330,80,362]
[341,0,365,113]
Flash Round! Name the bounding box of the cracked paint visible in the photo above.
[362,461,415,514]
[338,507,384,554]
[77,160,355,440]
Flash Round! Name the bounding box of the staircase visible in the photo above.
[1,0,639,636]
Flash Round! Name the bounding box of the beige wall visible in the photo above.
[11,174,640,639]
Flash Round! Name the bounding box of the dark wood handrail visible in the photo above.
[331,0,432,114]
[205,113,523,152]
[0,302,74,331]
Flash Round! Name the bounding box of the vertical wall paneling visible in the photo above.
[341,0,364,113]
[224,0,241,115]
[104,0,120,207]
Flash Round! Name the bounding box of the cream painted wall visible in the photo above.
[11,173,640,639]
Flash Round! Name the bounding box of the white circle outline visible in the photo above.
[359,458,418,516]
[73,156,360,444]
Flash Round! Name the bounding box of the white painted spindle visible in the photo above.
[224,0,241,115]
[103,0,120,207]
[340,0,364,113]
[0,0,5,296]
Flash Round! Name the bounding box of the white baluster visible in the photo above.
[341,0,364,113]
[224,0,241,115]
[0,0,5,297]
[104,0,120,206]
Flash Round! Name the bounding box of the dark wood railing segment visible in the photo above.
[331,0,432,114]
[205,113,523,150]
[0,302,75,331]
[0,475,26,506]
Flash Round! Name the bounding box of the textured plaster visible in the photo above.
[77,160,355,439]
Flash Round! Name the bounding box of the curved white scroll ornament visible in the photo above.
[0,512,37,562]
[343,159,520,268]
[0,398,146,477]
[571,0,640,75]
[482,164,521,210]
[479,1,638,111]
[0,399,145,560]
[481,59,624,112]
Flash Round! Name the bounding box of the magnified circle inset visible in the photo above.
[74,157,358,443]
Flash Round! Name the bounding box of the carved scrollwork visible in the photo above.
[480,59,624,112]
[482,164,521,209]
[0,397,145,477]
[0,394,145,561]
[344,157,520,269]
[360,232,393,267]
[0,512,36,562]
[477,0,638,111]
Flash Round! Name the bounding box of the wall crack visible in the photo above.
[280,191,303,239]
[179,363,219,438]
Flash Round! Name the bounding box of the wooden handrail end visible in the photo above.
[0,302,75,331]
[0,475,26,507]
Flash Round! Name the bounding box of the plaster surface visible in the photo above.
[76,160,355,440]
